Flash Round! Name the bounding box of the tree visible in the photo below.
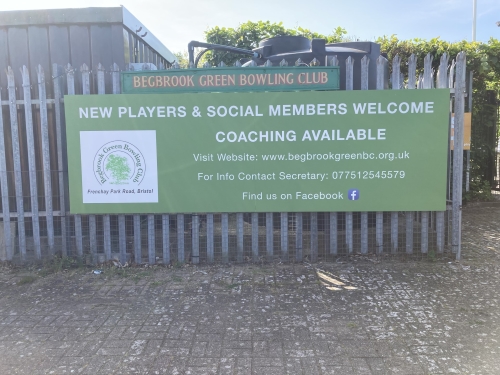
[106,154,131,184]
[203,21,346,66]
[200,20,500,194]
[376,35,500,190]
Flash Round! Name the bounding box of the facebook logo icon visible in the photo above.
[348,189,360,201]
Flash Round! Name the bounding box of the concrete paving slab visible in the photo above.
[1,202,500,374]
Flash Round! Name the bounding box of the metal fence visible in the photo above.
[0,51,466,264]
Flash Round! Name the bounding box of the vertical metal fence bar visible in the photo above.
[345,56,354,254]
[89,217,97,262]
[390,212,398,254]
[376,56,388,253]
[162,214,170,264]
[37,66,54,256]
[295,213,303,261]
[390,55,401,254]
[361,55,370,255]
[118,215,126,264]
[103,216,111,261]
[21,66,41,260]
[453,52,466,260]
[97,65,113,262]
[112,63,127,264]
[207,213,214,263]
[361,213,368,255]
[236,213,243,263]
[177,214,185,263]
[329,212,337,255]
[420,54,434,254]
[436,53,449,254]
[53,64,68,257]
[148,214,155,264]
[280,212,288,262]
[134,215,141,264]
[81,64,97,259]
[67,64,82,263]
[406,212,413,254]
[67,66,83,257]
[405,55,417,254]
[192,214,200,264]
[421,213,429,253]
[346,213,353,254]
[310,212,318,262]
[0,83,12,261]
[7,67,26,260]
[266,212,273,260]
[75,216,83,259]
[252,212,258,262]
[436,211,445,253]
[328,56,339,259]
[222,213,229,263]
[408,54,417,90]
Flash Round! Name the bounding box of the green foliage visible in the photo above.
[106,154,131,184]
[202,20,500,196]
[173,51,189,69]
[17,275,37,285]
[204,21,346,66]
[464,178,494,202]
[377,36,500,190]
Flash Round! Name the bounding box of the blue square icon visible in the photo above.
[348,189,359,201]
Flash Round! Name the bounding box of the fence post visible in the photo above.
[389,55,400,254]
[329,56,339,257]
[7,67,26,261]
[345,56,354,255]
[266,212,273,261]
[97,64,112,262]
[21,66,42,260]
[376,56,388,253]
[420,54,434,254]
[436,53,449,254]
[251,213,259,262]
[111,63,128,265]
[222,213,229,263]
[453,52,466,260]
[360,55,370,255]
[281,212,288,262]
[237,213,244,263]
[66,64,83,258]
[81,64,97,262]
[162,214,170,265]
[0,76,12,261]
[37,65,55,257]
[53,63,69,258]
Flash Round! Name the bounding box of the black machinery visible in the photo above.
[188,36,382,90]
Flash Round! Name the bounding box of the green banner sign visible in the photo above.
[121,66,340,94]
[65,89,450,214]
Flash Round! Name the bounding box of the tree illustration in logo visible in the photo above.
[105,154,131,184]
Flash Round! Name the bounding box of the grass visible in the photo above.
[37,256,85,277]
[171,275,183,282]
[17,275,37,285]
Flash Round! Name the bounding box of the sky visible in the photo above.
[1,0,500,53]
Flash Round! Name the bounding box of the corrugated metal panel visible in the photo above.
[28,26,51,98]
[48,26,70,68]
[0,29,9,90]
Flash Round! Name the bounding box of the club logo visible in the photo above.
[348,189,359,201]
[93,140,146,186]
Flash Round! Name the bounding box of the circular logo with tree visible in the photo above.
[93,140,146,186]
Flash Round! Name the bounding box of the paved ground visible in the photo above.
[1,202,500,374]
